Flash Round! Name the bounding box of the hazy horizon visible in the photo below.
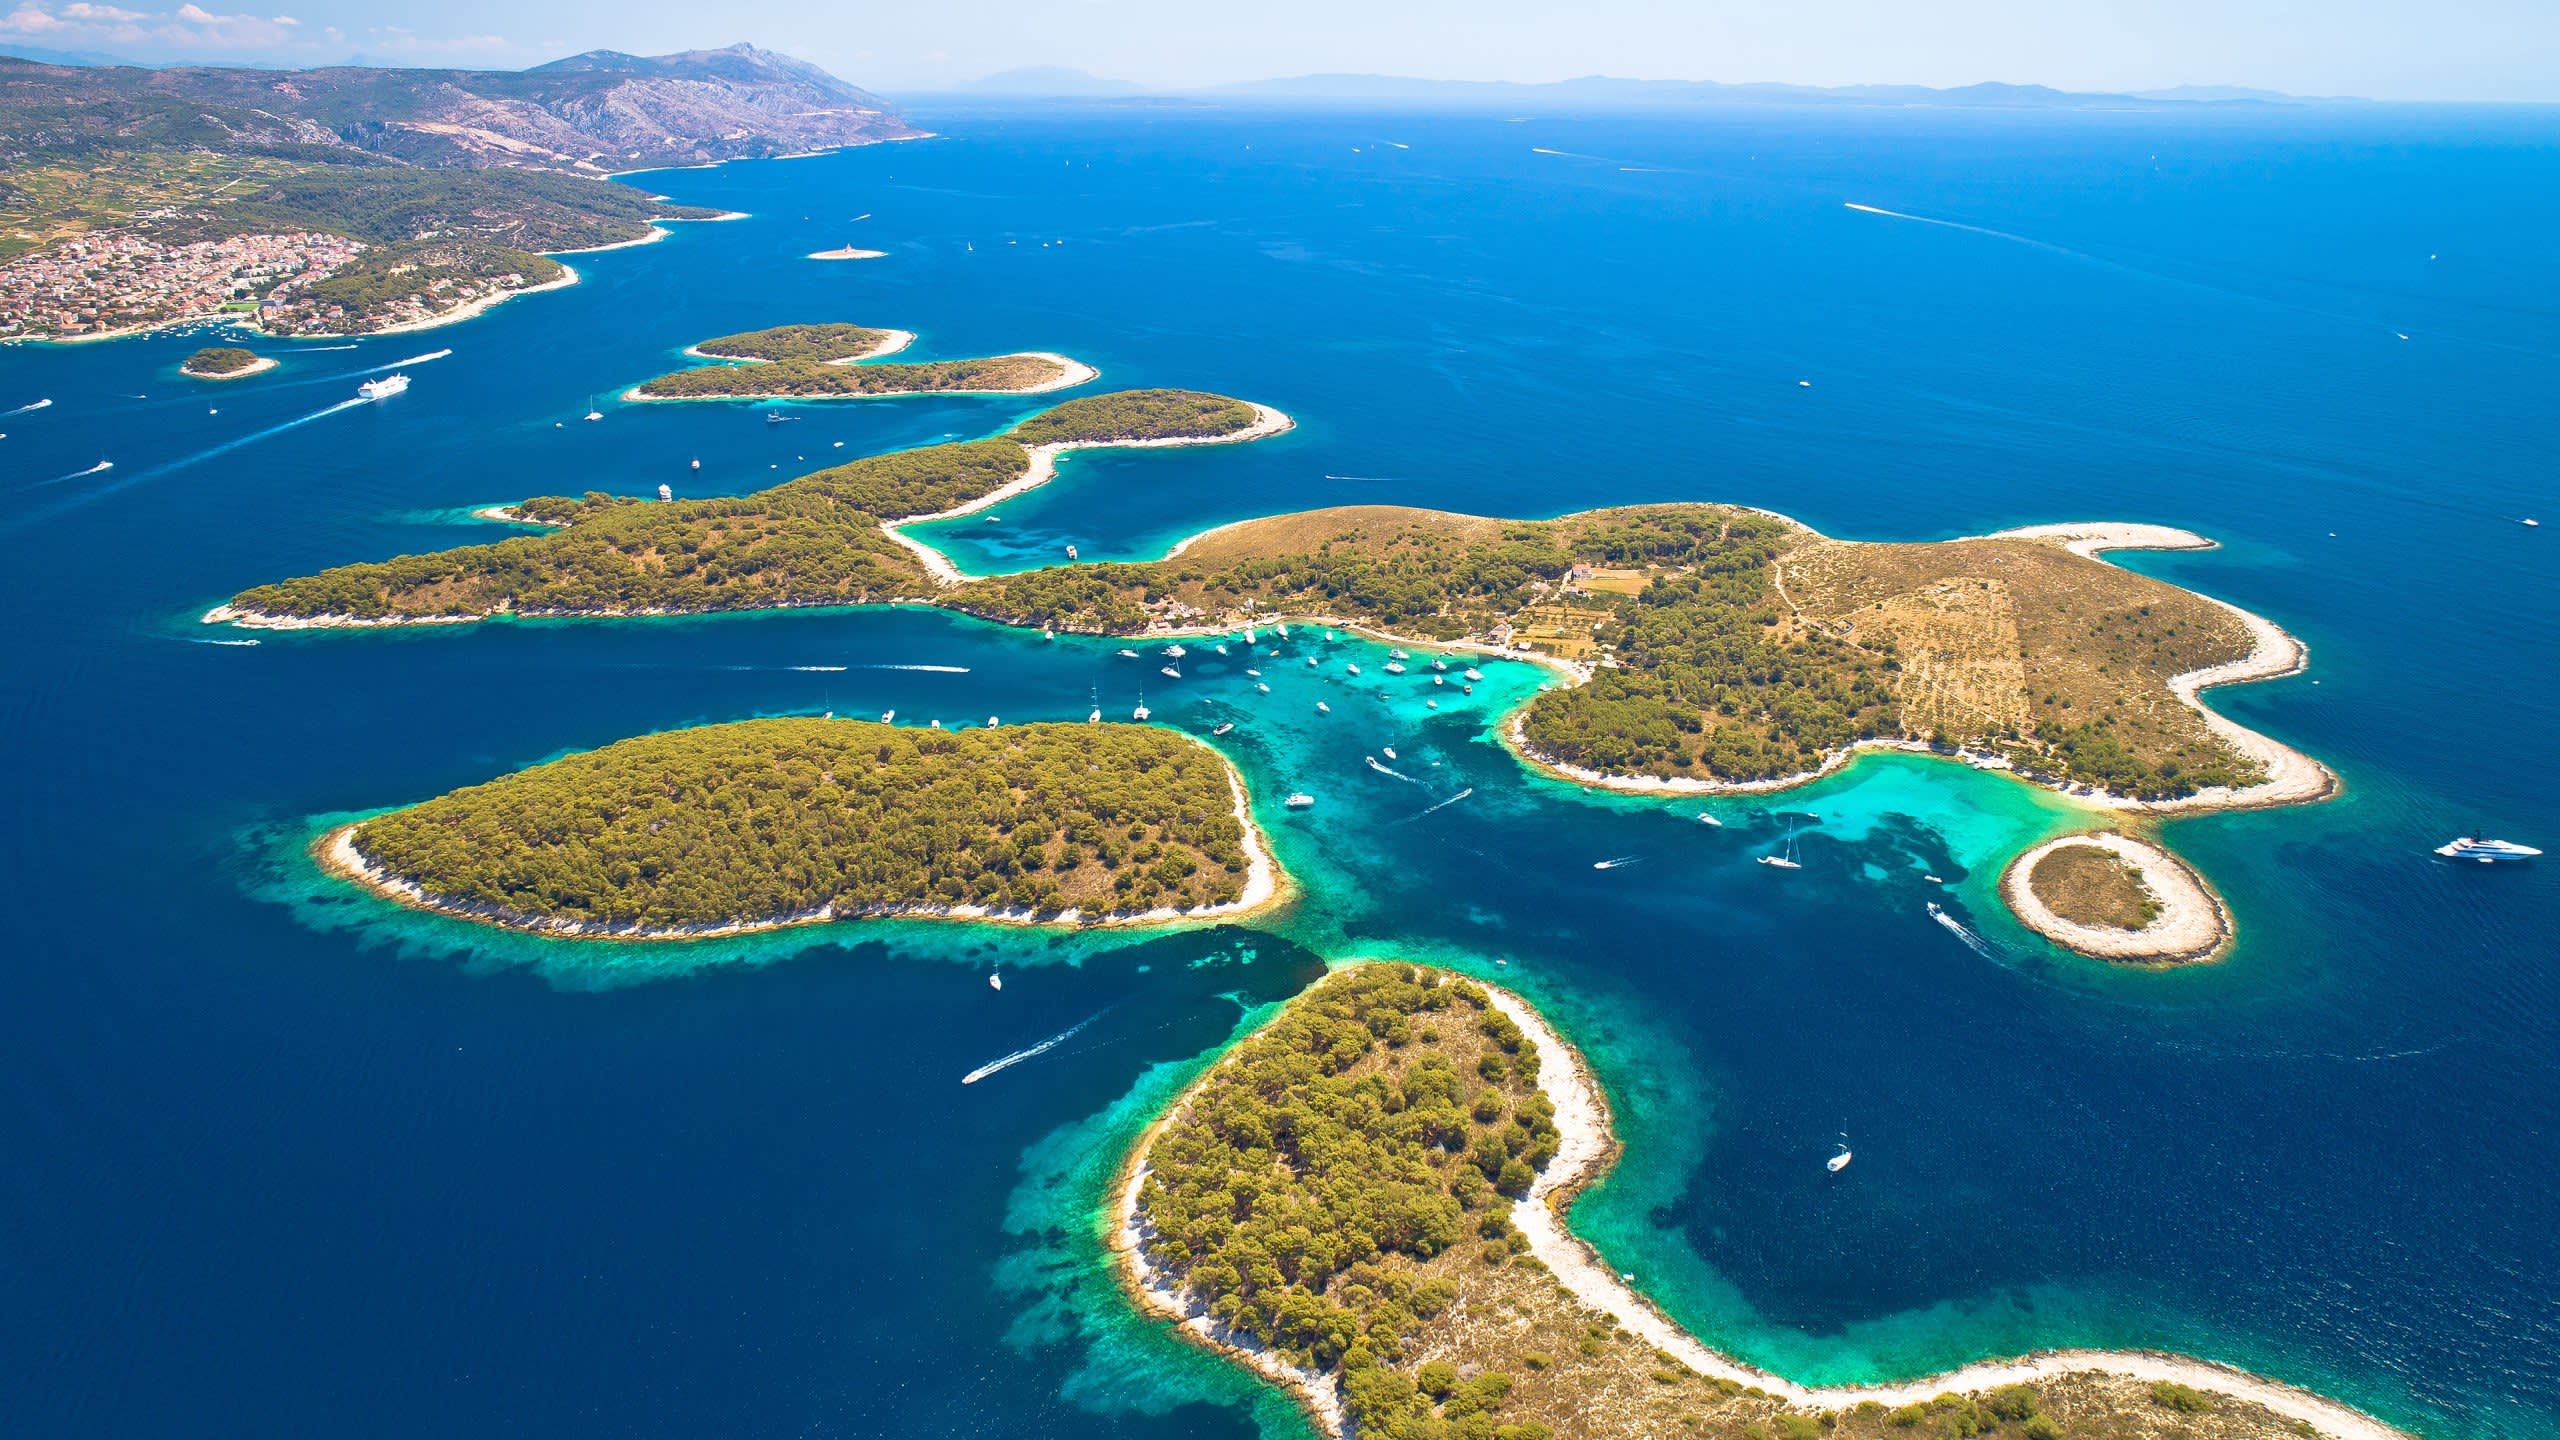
[4,0,2558,103]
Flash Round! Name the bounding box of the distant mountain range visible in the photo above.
[0,42,923,172]
[946,68,2327,109]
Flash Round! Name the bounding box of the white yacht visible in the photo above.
[1462,668,1484,682]
[1696,812,1721,827]
[1346,662,1361,676]
[1827,1139,1853,1173]
[1759,822,1804,870]
[1133,693,1151,721]
[1117,648,1141,659]
[1212,722,1235,736]
[879,709,895,723]
[1383,662,1405,674]
[1316,701,1331,714]
[1285,793,1316,809]
[356,373,409,401]
[1160,666,1181,679]
[1382,746,1397,761]
[2435,837,2541,863]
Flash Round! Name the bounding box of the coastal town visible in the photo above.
[0,229,364,339]
[0,226,571,340]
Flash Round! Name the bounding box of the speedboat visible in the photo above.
[1245,668,1262,678]
[1389,648,1409,660]
[1382,746,1397,761]
[986,716,1000,728]
[1117,648,1141,659]
[1306,656,1318,667]
[1256,683,1270,693]
[1160,666,1181,679]
[1316,701,1331,714]
[1212,722,1235,736]
[1827,1141,1853,1174]
[879,709,895,723]
[2435,837,2541,863]
[1462,668,1484,682]
[1346,662,1361,676]
[1383,662,1406,674]
[1696,812,1721,826]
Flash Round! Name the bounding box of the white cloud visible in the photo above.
[60,2,145,20]
[2,3,67,33]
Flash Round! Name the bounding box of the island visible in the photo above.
[628,322,1096,400]
[2001,831,2231,963]
[208,389,1285,627]
[321,717,1280,937]
[179,345,275,380]
[0,46,918,340]
[1120,963,2403,1440]
[213,392,2332,961]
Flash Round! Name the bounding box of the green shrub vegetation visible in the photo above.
[692,324,898,362]
[348,718,1254,930]
[1137,965,1560,1438]
[181,345,262,375]
[639,354,1066,398]
[1010,388,1257,445]
[227,389,1255,621]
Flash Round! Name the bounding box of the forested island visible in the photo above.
[1122,965,2395,1440]
[180,345,271,378]
[212,389,1271,624]
[961,505,2271,802]
[326,718,1275,935]
[218,413,2317,812]
[632,320,1088,400]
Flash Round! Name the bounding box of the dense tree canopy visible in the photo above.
[228,389,1260,621]
[181,346,261,375]
[638,354,1067,398]
[351,718,1255,930]
[1011,388,1257,445]
[1138,965,1558,1436]
[691,324,898,362]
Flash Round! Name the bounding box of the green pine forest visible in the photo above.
[346,718,1256,930]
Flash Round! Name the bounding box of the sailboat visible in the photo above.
[1827,1136,1853,1173]
[1758,819,1803,870]
[1087,687,1101,724]
[1133,690,1151,721]
[989,973,1003,991]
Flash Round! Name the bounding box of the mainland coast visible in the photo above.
[1113,965,2407,1440]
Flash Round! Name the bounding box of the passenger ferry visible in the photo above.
[356,373,409,401]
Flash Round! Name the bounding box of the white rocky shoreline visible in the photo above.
[316,761,1284,941]
[1110,967,2408,1440]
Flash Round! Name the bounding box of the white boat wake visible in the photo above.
[1592,855,1639,870]
[364,348,453,373]
[1842,202,2087,260]
[4,397,51,417]
[1409,786,1474,819]
[190,637,262,647]
[962,1012,1103,1085]
[49,459,113,482]
[1929,904,1998,959]
[859,663,970,673]
[788,665,849,672]
[1365,756,1422,784]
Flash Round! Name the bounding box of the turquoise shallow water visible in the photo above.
[3,102,2556,1439]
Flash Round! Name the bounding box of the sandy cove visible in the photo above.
[2000,830,2232,963]
[314,761,1285,940]
[884,404,1297,585]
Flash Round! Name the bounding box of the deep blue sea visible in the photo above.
[3,101,2555,1438]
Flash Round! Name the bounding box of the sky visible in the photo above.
[4,0,2558,102]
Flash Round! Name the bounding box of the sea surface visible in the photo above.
[3,101,2555,1438]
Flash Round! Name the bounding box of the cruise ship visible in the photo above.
[356,373,409,401]
[2434,837,2541,863]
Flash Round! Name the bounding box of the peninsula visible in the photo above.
[1120,964,2402,1440]
[323,717,1280,937]
[629,322,1097,400]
